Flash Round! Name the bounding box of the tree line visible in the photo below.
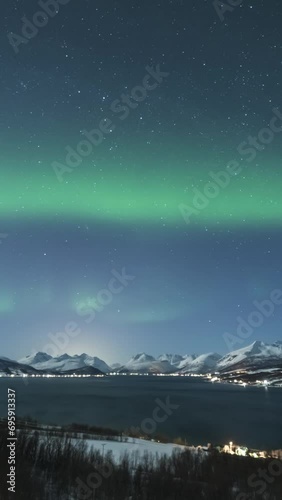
[0,428,282,499]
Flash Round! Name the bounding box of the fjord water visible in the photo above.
[0,376,281,449]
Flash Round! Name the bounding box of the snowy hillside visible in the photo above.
[180,353,222,374]
[177,354,198,370]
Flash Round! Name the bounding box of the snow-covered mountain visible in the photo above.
[19,352,53,366]
[110,363,122,371]
[157,353,220,374]
[3,341,281,378]
[157,354,185,366]
[0,357,40,376]
[119,353,177,374]
[18,353,111,374]
[180,353,222,374]
[0,356,15,362]
[217,341,282,373]
[120,342,282,375]
[177,354,198,370]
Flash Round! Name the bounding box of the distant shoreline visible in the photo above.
[1,371,282,388]
[1,417,281,460]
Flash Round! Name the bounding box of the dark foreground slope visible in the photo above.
[0,429,281,499]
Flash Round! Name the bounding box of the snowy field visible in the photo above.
[81,436,192,463]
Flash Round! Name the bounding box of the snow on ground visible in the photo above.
[21,426,205,465]
[81,437,190,463]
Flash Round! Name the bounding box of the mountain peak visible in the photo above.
[76,353,89,359]
[19,352,52,365]
[131,353,155,362]
[158,354,184,365]
[56,353,72,361]
[250,340,263,347]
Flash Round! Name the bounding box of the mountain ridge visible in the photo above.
[2,340,279,377]
[19,352,111,374]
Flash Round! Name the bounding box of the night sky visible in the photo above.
[1,0,282,364]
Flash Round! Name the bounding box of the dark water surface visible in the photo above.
[0,376,281,449]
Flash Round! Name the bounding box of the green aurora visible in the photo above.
[1,159,281,226]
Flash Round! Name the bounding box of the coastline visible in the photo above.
[1,417,281,461]
[1,370,282,388]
